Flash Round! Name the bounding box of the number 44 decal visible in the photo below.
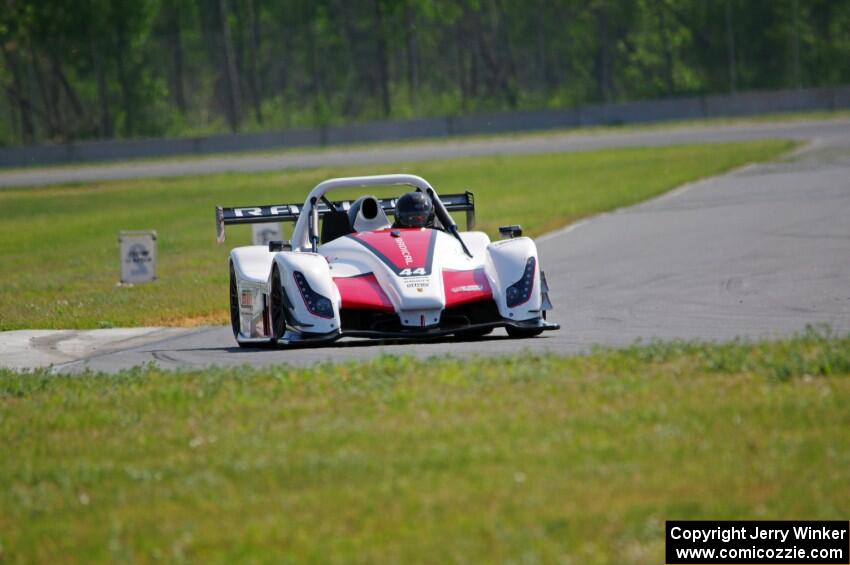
[399,267,427,276]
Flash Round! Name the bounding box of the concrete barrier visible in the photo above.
[2,85,848,168]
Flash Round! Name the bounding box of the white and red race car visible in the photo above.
[216,174,557,347]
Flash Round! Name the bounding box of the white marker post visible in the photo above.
[119,230,157,284]
[252,223,282,246]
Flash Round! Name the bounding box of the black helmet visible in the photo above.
[395,191,434,228]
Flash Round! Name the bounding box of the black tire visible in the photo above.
[270,266,288,341]
[505,325,545,338]
[229,262,252,348]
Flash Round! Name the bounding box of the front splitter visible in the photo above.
[270,318,559,348]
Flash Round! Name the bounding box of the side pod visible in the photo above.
[230,246,277,343]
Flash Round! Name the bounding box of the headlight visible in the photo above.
[505,257,536,308]
[293,271,334,318]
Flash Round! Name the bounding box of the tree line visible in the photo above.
[1,0,848,145]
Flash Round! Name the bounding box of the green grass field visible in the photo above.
[0,140,793,330]
[1,329,848,563]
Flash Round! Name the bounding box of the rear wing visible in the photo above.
[216,191,475,243]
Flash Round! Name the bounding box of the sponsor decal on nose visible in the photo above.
[451,284,484,293]
[395,236,413,265]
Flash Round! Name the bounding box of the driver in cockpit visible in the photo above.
[393,192,435,229]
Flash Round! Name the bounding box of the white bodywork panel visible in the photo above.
[485,237,542,319]
[273,251,341,335]
[230,246,276,340]
[350,196,392,232]
[231,245,276,285]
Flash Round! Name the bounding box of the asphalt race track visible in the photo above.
[1,118,849,188]
[40,123,849,374]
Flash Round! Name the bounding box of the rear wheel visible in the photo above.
[229,262,252,348]
[270,266,288,341]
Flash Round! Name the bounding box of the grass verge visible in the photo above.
[1,328,848,563]
[0,139,794,329]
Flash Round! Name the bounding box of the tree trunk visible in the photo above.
[405,2,419,108]
[2,46,35,143]
[455,21,468,111]
[594,0,612,102]
[305,10,324,124]
[373,0,391,116]
[90,35,113,138]
[30,47,59,139]
[536,0,551,88]
[166,3,187,113]
[791,0,801,89]
[51,55,84,119]
[247,0,263,123]
[218,0,242,131]
[333,0,363,116]
[6,91,18,142]
[49,57,64,138]
[493,0,518,107]
[474,0,517,108]
[276,9,291,95]
[654,0,674,96]
[115,21,135,136]
[725,0,737,93]
[231,0,247,107]
[463,6,480,100]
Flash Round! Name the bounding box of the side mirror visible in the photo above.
[268,240,292,252]
[498,225,523,239]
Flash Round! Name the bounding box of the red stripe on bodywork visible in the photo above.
[443,268,492,307]
[349,228,434,271]
[334,274,394,312]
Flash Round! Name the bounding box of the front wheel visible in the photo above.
[270,266,288,341]
[230,262,252,348]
